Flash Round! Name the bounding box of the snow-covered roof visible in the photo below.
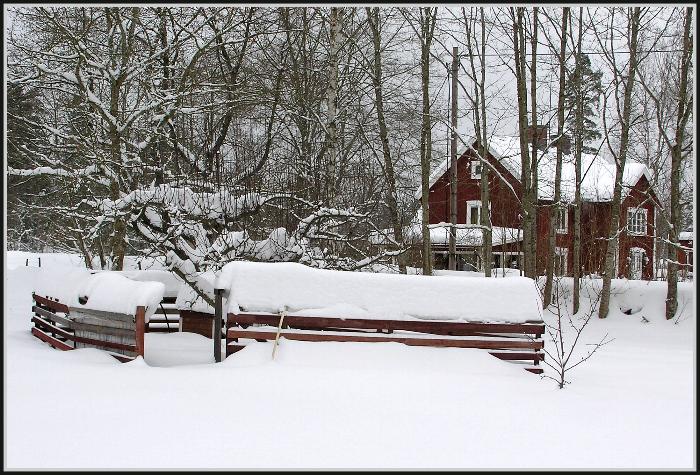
[369,223,522,247]
[215,261,543,323]
[679,231,694,242]
[417,136,654,203]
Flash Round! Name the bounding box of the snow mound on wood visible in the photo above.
[73,273,165,320]
[175,271,216,314]
[216,261,543,323]
[33,267,93,304]
[116,270,183,298]
[33,268,165,321]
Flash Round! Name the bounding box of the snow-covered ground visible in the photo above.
[4,252,696,469]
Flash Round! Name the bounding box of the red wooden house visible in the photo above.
[677,231,694,279]
[418,134,660,280]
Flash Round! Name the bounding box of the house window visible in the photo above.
[556,206,568,234]
[466,200,490,226]
[468,201,481,225]
[555,247,568,276]
[627,207,647,235]
[471,160,482,180]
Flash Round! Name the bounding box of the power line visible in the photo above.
[450,48,684,58]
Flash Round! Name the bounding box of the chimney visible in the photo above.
[525,125,549,151]
[550,133,572,155]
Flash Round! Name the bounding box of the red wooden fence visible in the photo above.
[31,292,146,362]
[225,312,545,374]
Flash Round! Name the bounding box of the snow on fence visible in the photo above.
[215,262,545,373]
[30,272,165,361]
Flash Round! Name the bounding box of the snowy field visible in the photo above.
[4,252,696,469]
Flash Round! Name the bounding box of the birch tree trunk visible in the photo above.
[479,9,492,278]
[572,7,584,314]
[543,8,568,308]
[599,7,641,318]
[326,7,340,203]
[528,7,539,280]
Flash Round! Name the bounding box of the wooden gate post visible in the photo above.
[135,306,146,358]
[214,289,223,363]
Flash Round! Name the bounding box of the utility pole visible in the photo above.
[448,46,459,270]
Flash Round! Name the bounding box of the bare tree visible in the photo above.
[635,8,693,319]
[365,7,406,273]
[464,7,493,277]
[542,278,614,388]
[510,7,535,279]
[528,7,539,280]
[594,7,642,318]
[325,7,341,203]
[543,8,569,307]
[572,8,585,315]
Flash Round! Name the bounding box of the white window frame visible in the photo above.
[628,247,646,280]
[556,206,568,234]
[467,200,481,225]
[554,247,568,276]
[627,207,648,236]
[471,160,482,180]
[466,200,491,226]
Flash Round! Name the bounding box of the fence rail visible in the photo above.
[225,312,545,374]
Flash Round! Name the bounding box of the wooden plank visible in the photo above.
[226,344,247,357]
[154,307,180,315]
[228,313,544,336]
[33,294,70,313]
[489,351,544,362]
[69,307,136,323]
[147,318,179,325]
[71,312,135,330]
[33,306,136,338]
[228,325,538,344]
[525,367,543,374]
[32,316,138,352]
[161,296,177,304]
[180,309,215,319]
[135,306,145,358]
[226,328,543,350]
[107,352,135,363]
[31,327,74,351]
[145,326,180,333]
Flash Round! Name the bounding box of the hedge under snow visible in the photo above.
[216,262,543,323]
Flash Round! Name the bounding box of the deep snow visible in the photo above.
[4,253,696,469]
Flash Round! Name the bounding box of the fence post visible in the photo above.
[38,257,41,267]
[135,306,146,358]
[214,289,223,362]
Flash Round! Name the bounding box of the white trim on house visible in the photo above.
[556,206,568,234]
[628,247,647,280]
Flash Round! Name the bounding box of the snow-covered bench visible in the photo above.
[215,262,545,374]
